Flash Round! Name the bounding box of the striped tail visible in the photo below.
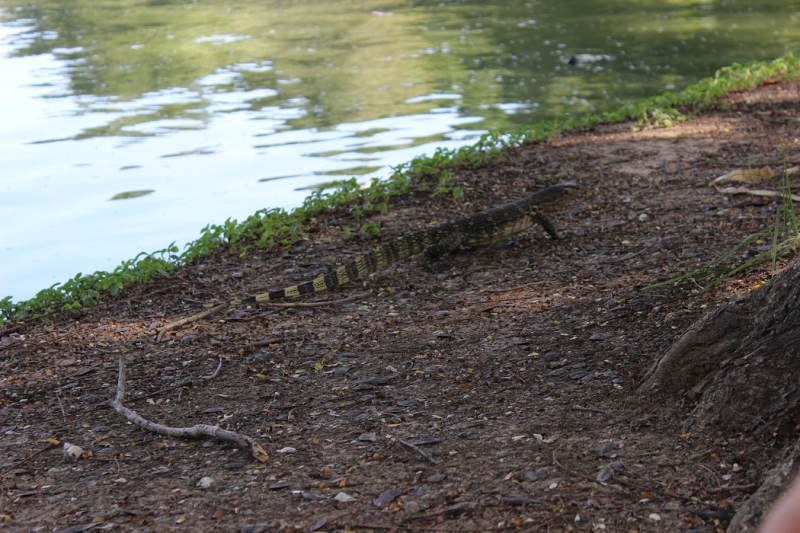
[232,230,438,304]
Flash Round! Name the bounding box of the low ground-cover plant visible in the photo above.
[646,150,799,290]
[3,53,799,323]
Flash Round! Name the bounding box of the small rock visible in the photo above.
[334,491,356,502]
[404,500,423,514]
[502,496,541,506]
[268,480,290,490]
[241,525,274,533]
[592,441,621,457]
[196,477,214,489]
[332,366,353,377]
[443,501,480,516]
[526,468,548,481]
[596,461,624,483]
[359,433,377,442]
[63,443,83,462]
[589,333,606,341]
[179,331,200,342]
[276,447,297,454]
[300,491,327,500]
[373,489,403,508]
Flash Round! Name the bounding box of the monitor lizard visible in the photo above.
[229,182,580,305]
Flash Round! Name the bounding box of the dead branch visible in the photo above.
[109,358,268,462]
[0,442,59,476]
[156,291,371,340]
[156,302,228,341]
[397,439,438,465]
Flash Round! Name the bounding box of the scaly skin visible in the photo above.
[229,182,580,304]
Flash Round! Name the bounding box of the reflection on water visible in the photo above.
[0,0,798,301]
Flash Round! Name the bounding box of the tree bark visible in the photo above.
[639,259,800,434]
[725,436,800,532]
[638,258,800,532]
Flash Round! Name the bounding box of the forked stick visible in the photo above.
[109,358,268,462]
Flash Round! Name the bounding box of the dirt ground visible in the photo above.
[2,79,799,533]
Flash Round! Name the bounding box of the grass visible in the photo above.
[3,52,800,323]
[645,148,799,290]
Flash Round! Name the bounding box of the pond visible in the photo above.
[1,0,798,302]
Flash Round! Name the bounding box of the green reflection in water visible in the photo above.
[317,165,384,176]
[109,189,155,200]
[2,0,798,136]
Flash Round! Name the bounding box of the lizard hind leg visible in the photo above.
[422,231,462,271]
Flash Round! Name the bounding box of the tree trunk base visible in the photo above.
[638,258,800,531]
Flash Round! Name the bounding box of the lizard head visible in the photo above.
[538,182,581,208]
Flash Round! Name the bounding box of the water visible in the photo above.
[1,0,798,302]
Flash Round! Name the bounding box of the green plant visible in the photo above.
[359,221,381,240]
[646,152,799,290]
[4,52,799,323]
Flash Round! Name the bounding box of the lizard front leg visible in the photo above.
[530,209,568,240]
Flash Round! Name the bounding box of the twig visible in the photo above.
[397,439,438,465]
[156,303,228,341]
[706,483,757,493]
[0,324,24,336]
[55,391,67,422]
[481,280,553,293]
[156,291,371,340]
[201,354,223,380]
[108,358,268,462]
[0,442,59,476]
[126,378,193,404]
[234,337,283,350]
[518,510,572,533]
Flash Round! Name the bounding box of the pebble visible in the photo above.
[62,443,83,462]
[404,500,423,514]
[196,476,214,489]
